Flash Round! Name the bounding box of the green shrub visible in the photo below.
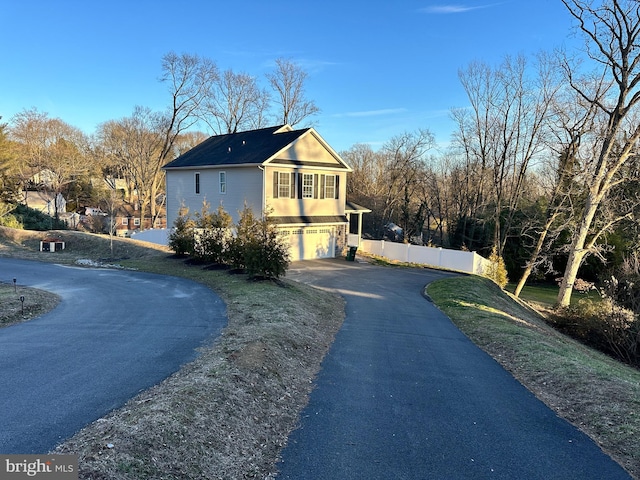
[233,206,290,279]
[10,204,67,231]
[244,217,290,279]
[169,202,291,279]
[168,206,195,256]
[193,202,233,264]
[0,213,23,229]
[485,246,509,289]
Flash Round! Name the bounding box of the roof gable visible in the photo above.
[266,129,351,170]
[163,125,309,169]
[163,125,351,171]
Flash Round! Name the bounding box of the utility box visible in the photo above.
[40,238,66,252]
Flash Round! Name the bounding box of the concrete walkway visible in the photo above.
[277,259,631,479]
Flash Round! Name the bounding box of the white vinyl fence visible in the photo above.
[130,228,170,245]
[359,239,491,275]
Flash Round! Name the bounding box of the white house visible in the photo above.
[163,125,367,261]
[22,190,66,217]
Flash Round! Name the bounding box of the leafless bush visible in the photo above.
[552,298,640,366]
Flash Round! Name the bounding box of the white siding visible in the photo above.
[166,167,263,228]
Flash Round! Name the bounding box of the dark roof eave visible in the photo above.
[162,163,264,171]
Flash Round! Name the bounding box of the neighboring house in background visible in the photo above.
[94,204,166,237]
[163,124,366,261]
[22,190,66,217]
[28,169,57,188]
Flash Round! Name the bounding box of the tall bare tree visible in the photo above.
[513,84,598,297]
[453,54,557,255]
[98,106,165,228]
[98,52,219,227]
[556,0,640,307]
[382,130,435,242]
[159,52,218,161]
[202,69,270,134]
[344,143,393,235]
[266,58,320,126]
[10,108,90,220]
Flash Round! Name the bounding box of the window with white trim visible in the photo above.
[122,218,128,225]
[278,172,290,198]
[324,175,336,199]
[219,171,226,194]
[134,218,141,226]
[302,174,314,198]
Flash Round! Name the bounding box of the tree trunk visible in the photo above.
[514,214,556,297]
[556,198,598,307]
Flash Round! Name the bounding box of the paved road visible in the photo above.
[278,259,631,480]
[0,258,226,454]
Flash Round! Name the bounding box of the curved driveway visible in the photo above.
[278,259,630,479]
[0,258,226,454]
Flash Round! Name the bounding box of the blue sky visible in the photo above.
[1,0,575,152]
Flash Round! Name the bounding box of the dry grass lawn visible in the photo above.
[0,283,60,327]
[0,227,344,479]
[2,227,638,479]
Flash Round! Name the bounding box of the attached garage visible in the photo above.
[273,215,348,261]
[283,227,337,261]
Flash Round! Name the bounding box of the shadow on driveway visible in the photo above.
[278,258,631,480]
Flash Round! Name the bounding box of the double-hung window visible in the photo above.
[273,171,295,198]
[278,172,290,198]
[324,175,336,199]
[219,171,226,194]
[302,174,314,198]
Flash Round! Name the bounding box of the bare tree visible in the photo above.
[10,108,90,220]
[556,0,640,307]
[453,54,557,255]
[159,52,218,159]
[513,84,598,297]
[172,131,209,156]
[98,106,165,228]
[343,143,392,235]
[382,130,435,242]
[97,52,218,228]
[266,58,320,126]
[202,69,270,134]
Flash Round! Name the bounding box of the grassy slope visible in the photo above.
[2,227,638,478]
[428,276,640,479]
[0,228,345,479]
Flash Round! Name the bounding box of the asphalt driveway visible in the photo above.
[0,258,226,454]
[278,258,631,479]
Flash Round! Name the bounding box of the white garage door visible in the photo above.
[285,227,336,261]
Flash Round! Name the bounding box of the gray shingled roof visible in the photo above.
[163,125,310,169]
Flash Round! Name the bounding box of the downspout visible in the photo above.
[258,165,266,218]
